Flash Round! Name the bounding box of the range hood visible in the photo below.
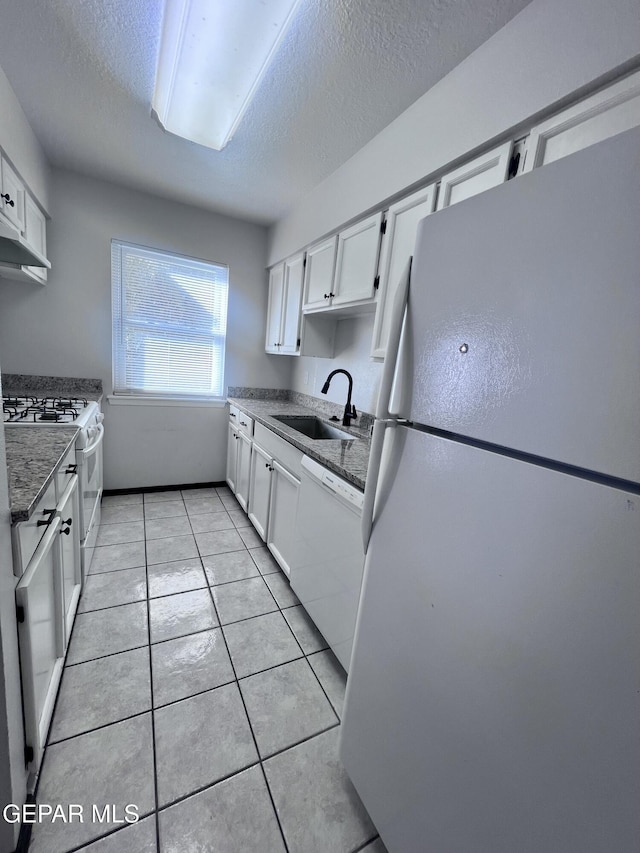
[0,218,50,267]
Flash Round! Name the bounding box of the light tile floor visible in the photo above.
[30,486,387,853]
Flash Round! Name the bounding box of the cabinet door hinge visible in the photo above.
[24,744,34,765]
[302,256,307,267]
[16,605,25,624]
[297,338,301,347]
[380,219,387,235]
[373,275,380,291]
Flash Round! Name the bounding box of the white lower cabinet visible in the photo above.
[58,476,82,642]
[266,460,300,578]
[248,442,272,540]
[226,421,239,492]
[13,459,82,775]
[234,431,252,511]
[15,517,65,773]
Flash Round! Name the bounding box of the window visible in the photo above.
[111,240,228,399]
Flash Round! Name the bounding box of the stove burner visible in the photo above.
[37,409,62,422]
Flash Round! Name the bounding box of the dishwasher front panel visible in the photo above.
[290,464,365,671]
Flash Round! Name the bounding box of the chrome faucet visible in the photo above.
[321,369,357,426]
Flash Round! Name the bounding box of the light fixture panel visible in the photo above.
[153,0,303,151]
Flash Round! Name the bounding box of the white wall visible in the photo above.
[0,169,292,488]
[292,315,382,416]
[268,0,640,264]
[0,63,50,212]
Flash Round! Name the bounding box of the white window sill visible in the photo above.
[107,394,227,408]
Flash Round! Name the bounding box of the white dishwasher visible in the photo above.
[290,455,365,672]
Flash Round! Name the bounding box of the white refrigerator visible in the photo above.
[340,126,640,852]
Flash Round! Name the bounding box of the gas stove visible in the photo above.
[3,395,98,427]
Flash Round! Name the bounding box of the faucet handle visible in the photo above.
[351,405,357,419]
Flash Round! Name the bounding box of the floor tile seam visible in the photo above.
[64,640,151,668]
[150,675,238,712]
[148,624,223,648]
[98,517,144,526]
[145,582,210,602]
[155,757,262,815]
[87,564,146,576]
[77,597,147,615]
[60,807,159,853]
[46,706,153,749]
[200,580,290,853]
[149,650,323,710]
[257,762,292,853]
[352,835,383,853]
[257,719,341,764]
[142,514,163,853]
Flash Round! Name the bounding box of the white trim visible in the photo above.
[107,394,227,408]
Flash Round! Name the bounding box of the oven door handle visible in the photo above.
[80,423,104,457]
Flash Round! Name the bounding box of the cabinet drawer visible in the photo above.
[236,411,254,437]
[229,404,253,436]
[55,443,78,501]
[254,422,303,476]
[13,479,57,577]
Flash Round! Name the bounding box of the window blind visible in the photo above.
[111,241,228,398]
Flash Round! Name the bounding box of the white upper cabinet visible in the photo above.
[371,184,437,360]
[0,154,25,232]
[265,262,286,353]
[280,253,304,353]
[523,68,640,172]
[331,211,384,310]
[303,236,338,311]
[436,141,512,210]
[266,255,304,354]
[23,194,48,283]
[266,251,336,358]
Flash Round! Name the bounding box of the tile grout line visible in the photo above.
[144,491,163,853]
[202,543,292,853]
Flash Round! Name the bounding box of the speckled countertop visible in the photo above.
[5,427,79,522]
[2,373,103,403]
[228,396,372,490]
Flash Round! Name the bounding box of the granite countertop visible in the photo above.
[228,396,372,490]
[5,427,79,522]
[2,373,103,403]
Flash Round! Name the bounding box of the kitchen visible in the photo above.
[0,0,639,851]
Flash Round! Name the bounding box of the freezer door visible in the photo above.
[406,125,640,482]
[340,427,640,853]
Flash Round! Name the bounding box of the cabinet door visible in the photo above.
[226,422,239,492]
[371,184,437,359]
[266,460,300,577]
[0,155,25,232]
[235,431,252,511]
[24,194,48,282]
[248,442,272,541]
[265,263,285,353]
[436,141,512,210]
[280,253,304,353]
[332,212,383,308]
[15,517,64,772]
[58,475,82,646]
[303,236,338,311]
[523,68,640,172]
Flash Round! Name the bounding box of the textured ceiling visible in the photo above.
[0,0,531,224]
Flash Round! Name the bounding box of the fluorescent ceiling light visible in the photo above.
[153,0,303,151]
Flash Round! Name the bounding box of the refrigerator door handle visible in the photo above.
[375,258,411,420]
[362,418,395,552]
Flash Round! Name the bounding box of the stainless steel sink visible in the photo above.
[272,415,355,441]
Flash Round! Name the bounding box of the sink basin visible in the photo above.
[272,415,355,441]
